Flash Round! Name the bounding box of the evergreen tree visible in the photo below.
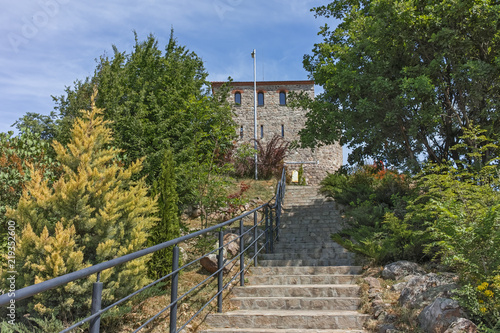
[148,149,180,278]
[5,91,158,320]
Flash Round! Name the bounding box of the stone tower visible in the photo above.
[211,80,342,184]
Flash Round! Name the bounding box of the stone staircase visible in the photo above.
[201,186,369,332]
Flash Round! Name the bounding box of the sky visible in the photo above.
[1,0,347,162]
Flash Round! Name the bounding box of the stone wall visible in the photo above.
[212,80,342,184]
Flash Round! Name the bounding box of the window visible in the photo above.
[240,125,244,139]
[281,124,284,137]
[260,125,264,139]
[279,91,286,105]
[258,92,264,106]
[235,92,241,105]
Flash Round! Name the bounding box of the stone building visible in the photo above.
[211,80,342,184]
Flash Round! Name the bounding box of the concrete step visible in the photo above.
[232,284,360,298]
[260,252,354,261]
[259,259,355,267]
[250,266,363,276]
[273,242,346,251]
[275,236,339,243]
[247,274,359,285]
[201,329,367,333]
[204,310,369,330]
[230,296,361,310]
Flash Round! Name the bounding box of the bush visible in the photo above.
[232,135,289,179]
[2,94,157,326]
[324,162,430,264]
[416,127,500,328]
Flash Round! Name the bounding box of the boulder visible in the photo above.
[443,318,478,333]
[364,276,382,290]
[223,233,240,257]
[382,261,425,280]
[399,273,458,308]
[391,282,407,292]
[200,253,229,274]
[418,298,465,333]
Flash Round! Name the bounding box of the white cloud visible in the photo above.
[0,0,335,134]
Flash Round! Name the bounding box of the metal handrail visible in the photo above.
[0,168,287,333]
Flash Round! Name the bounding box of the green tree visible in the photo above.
[148,149,180,278]
[0,129,59,255]
[4,95,158,321]
[300,0,500,171]
[35,31,236,206]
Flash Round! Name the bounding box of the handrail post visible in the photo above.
[217,229,224,313]
[170,246,180,333]
[270,207,274,253]
[264,206,270,254]
[89,272,103,333]
[239,218,245,286]
[253,211,258,267]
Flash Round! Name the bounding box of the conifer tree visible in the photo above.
[148,149,180,278]
[6,90,158,320]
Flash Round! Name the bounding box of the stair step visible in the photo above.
[205,310,369,330]
[250,266,363,275]
[232,285,360,298]
[260,252,354,261]
[273,242,346,251]
[230,296,361,310]
[201,329,367,333]
[247,274,359,285]
[259,259,355,267]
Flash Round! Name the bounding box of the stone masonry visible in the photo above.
[212,80,342,184]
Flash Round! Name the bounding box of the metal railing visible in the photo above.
[0,168,287,333]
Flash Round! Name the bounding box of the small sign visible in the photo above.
[291,170,299,183]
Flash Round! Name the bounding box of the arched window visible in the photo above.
[281,124,285,137]
[279,91,286,105]
[240,125,244,139]
[258,92,264,106]
[260,125,264,138]
[235,92,241,105]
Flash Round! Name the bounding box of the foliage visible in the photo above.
[223,182,251,220]
[230,135,288,180]
[325,163,429,264]
[255,135,289,179]
[3,95,158,324]
[299,0,500,171]
[231,142,258,178]
[415,127,500,328]
[298,164,306,185]
[147,149,181,279]
[0,129,59,256]
[16,31,236,208]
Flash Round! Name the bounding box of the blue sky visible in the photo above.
[1,0,347,162]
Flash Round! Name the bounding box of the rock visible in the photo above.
[418,298,465,333]
[443,318,478,333]
[190,207,202,219]
[179,247,188,263]
[382,261,425,280]
[413,283,458,309]
[200,254,229,274]
[399,273,458,308]
[379,324,397,333]
[365,276,382,290]
[391,282,407,292]
[223,233,240,256]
